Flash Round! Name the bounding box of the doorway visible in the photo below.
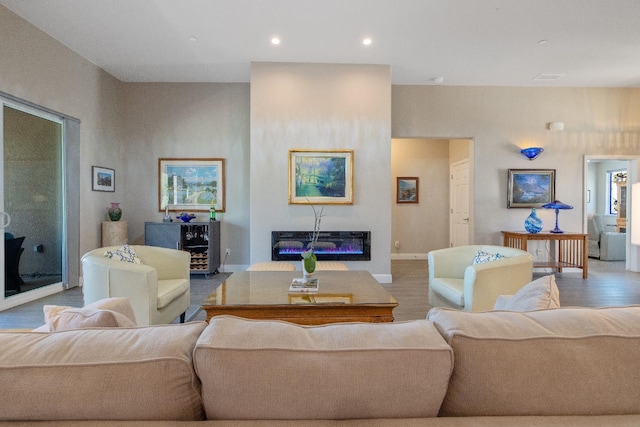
[584,155,640,272]
[390,138,473,259]
[1,93,81,311]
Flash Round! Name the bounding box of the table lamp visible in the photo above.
[541,200,573,233]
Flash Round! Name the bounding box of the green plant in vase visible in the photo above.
[301,203,324,277]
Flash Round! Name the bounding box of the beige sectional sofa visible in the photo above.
[2,306,640,426]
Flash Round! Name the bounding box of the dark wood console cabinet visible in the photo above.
[145,221,220,275]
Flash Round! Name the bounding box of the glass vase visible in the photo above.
[301,252,317,278]
[524,208,543,233]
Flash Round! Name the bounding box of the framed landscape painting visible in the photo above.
[397,177,419,203]
[508,169,555,208]
[92,166,115,192]
[289,149,353,204]
[158,158,225,212]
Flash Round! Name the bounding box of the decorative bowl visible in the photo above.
[177,212,196,223]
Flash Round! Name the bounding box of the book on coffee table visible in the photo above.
[289,277,319,293]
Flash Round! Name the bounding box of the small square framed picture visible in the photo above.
[92,166,115,192]
[397,177,419,203]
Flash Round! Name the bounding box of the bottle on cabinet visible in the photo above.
[209,201,216,221]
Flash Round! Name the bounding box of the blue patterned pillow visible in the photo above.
[104,245,143,264]
[472,250,505,264]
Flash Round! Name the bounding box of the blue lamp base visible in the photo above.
[549,209,564,233]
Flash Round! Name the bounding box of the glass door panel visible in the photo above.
[1,102,63,300]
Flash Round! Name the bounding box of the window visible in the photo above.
[607,169,627,215]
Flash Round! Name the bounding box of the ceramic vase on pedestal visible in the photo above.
[524,208,543,233]
[108,202,122,221]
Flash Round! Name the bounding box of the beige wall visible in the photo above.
[250,62,392,280]
[120,83,250,266]
[0,6,123,285]
[3,4,640,285]
[391,139,450,257]
[392,85,640,245]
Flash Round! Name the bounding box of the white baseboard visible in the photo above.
[0,282,65,312]
[391,253,429,260]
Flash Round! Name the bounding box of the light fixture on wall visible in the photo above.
[520,147,544,160]
[541,200,573,233]
[547,122,565,131]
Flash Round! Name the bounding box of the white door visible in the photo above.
[450,160,471,247]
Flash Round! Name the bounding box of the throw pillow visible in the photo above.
[493,275,560,311]
[104,244,142,264]
[43,297,137,331]
[472,250,505,264]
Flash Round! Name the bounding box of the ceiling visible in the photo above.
[2,0,639,87]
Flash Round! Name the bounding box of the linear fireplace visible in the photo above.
[272,231,371,261]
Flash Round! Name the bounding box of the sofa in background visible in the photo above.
[587,214,626,261]
[428,245,534,311]
[81,245,191,326]
[2,300,640,425]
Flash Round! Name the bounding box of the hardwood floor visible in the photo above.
[1,259,639,329]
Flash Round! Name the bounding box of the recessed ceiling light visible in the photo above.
[432,76,445,84]
[538,39,548,45]
[362,38,372,46]
[271,37,281,45]
[189,36,198,42]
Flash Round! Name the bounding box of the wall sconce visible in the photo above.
[520,147,544,160]
[547,122,565,131]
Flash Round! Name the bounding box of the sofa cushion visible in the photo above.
[428,306,640,417]
[493,275,560,311]
[43,297,137,331]
[0,322,207,421]
[104,244,142,264]
[194,316,453,420]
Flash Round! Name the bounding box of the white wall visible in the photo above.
[250,63,392,281]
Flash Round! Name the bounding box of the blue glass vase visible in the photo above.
[524,208,543,233]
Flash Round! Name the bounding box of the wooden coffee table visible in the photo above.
[201,270,398,325]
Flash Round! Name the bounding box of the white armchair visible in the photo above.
[587,214,626,261]
[428,245,534,312]
[81,245,191,326]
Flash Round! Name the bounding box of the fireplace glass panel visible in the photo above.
[272,231,371,261]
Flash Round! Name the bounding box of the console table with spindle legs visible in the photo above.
[502,231,589,279]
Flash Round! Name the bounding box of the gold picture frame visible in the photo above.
[288,149,354,204]
[158,158,225,212]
